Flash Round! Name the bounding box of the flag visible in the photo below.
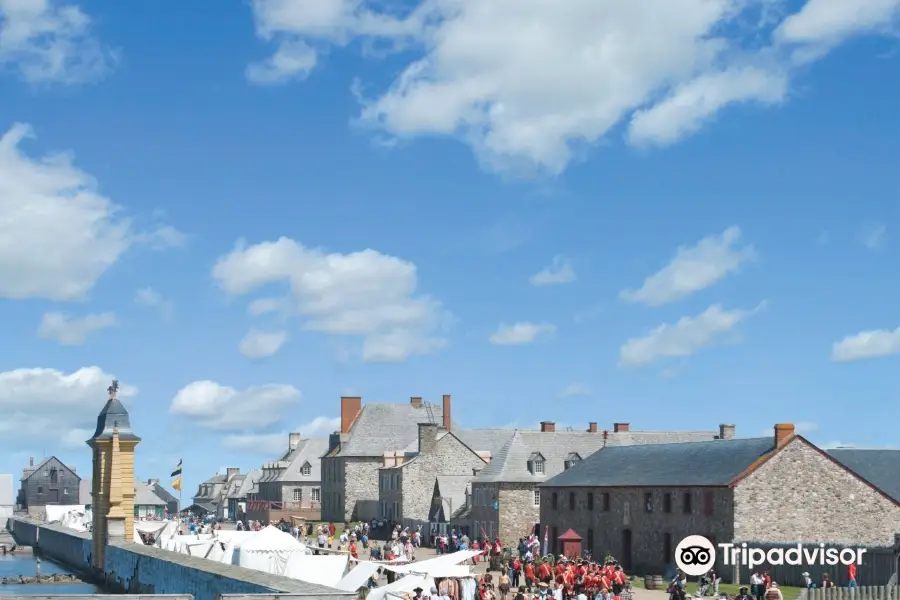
[170,459,182,478]
[172,476,182,492]
[542,525,548,556]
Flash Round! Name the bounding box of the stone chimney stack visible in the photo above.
[442,394,452,431]
[613,422,630,433]
[226,467,240,479]
[289,432,301,450]
[588,422,598,433]
[410,396,422,407]
[719,424,736,440]
[541,421,556,433]
[418,423,439,455]
[341,396,362,433]
[775,423,795,447]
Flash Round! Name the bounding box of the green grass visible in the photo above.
[631,578,803,600]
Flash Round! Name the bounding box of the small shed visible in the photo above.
[558,528,582,559]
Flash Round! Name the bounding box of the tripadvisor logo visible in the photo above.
[675,536,867,576]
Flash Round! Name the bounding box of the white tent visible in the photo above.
[335,561,382,591]
[367,574,433,600]
[386,550,480,574]
[237,525,307,576]
[134,520,177,543]
[213,530,258,547]
[45,504,84,523]
[283,553,349,586]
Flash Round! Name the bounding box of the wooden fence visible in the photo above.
[731,543,898,587]
[799,586,900,600]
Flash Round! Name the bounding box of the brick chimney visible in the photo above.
[341,396,362,433]
[613,422,629,432]
[226,467,240,479]
[719,424,736,440]
[541,421,555,433]
[418,423,439,455]
[775,423,795,447]
[289,432,301,450]
[410,396,422,407]
[442,394,452,431]
[588,422,598,433]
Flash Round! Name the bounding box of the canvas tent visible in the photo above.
[237,525,307,575]
[283,553,349,586]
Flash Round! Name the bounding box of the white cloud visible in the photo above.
[620,227,754,306]
[248,297,284,316]
[248,0,899,174]
[530,256,576,286]
[619,303,763,367]
[831,327,900,362]
[0,366,136,446]
[0,0,117,84]
[861,223,887,250]
[558,383,591,398]
[222,416,341,454]
[489,322,556,346]
[239,329,288,359]
[135,287,173,319]
[0,124,183,301]
[212,237,447,362]
[169,380,301,431]
[37,311,115,345]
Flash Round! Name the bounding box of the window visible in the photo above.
[587,492,594,510]
[663,492,672,513]
[550,526,559,555]
[534,459,545,474]
[293,488,302,501]
[683,492,692,514]
[312,488,320,503]
[301,463,311,476]
[533,489,541,506]
[569,492,575,510]
[50,469,58,484]
[602,492,610,511]
[551,492,558,509]
[644,492,653,512]
[703,491,714,515]
[564,453,581,470]
[587,529,594,556]
[37,486,43,493]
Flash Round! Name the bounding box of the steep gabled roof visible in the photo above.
[335,402,451,457]
[134,481,167,506]
[541,437,775,487]
[826,448,900,503]
[237,470,262,497]
[278,439,328,481]
[21,457,81,482]
[479,429,721,484]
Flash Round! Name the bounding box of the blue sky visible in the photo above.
[1,0,898,500]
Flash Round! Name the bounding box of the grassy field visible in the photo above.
[631,578,804,600]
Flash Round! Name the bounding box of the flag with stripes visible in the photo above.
[170,459,182,478]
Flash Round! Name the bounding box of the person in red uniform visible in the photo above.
[525,562,536,590]
[538,560,553,584]
[612,566,625,596]
[349,541,358,559]
[763,572,772,591]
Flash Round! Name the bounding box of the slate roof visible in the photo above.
[224,474,247,499]
[479,428,726,484]
[540,436,775,487]
[237,469,262,497]
[334,402,450,457]
[203,474,227,484]
[90,397,140,442]
[435,475,472,516]
[385,429,516,470]
[148,481,178,504]
[134,480,167,506]
[279,439,328,481]
[827,448,900,503]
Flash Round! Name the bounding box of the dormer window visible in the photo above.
[564,453,582,470]
[527,452,545,475]
[301,462,311,476]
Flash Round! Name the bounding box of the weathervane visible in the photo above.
[108,379,119,401]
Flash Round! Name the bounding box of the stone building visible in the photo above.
[189,468,241,516]
[538,424,900,579]
[377,422,512,536]
[247,433,327,523]
[88,380,140,569]
[145,478,179,515]
[464,422,728,545]
[322,395,455,522]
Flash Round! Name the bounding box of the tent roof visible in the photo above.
[240,525,305,551]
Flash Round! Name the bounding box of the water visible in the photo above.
[0,553,101,595]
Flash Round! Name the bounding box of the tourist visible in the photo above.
[763,583,783,600]
[848,562,858,587]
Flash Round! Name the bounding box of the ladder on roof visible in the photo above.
[424,401,437,425]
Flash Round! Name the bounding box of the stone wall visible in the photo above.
[7,517,355,600]
[734,437,900,547]
[499,483,540,544]
[344,457,381,522]
[538,486,735,576]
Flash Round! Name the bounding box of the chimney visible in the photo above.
[442,394,452,431]
[613,422,630,433]
[147,479,159,486]
[418,423,439,455]
[289,432,301,450]
[29,457,33,467]
[719,424,736,440]
[588,422,598,433]
[540,421,555,433]
[226,467,240,479]
[775,423,795,447]
[410,396,422,407]
[341,396,362,433]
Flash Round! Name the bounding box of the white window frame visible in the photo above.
[534,459,545,474]
[293,488,302,501]
[533,489,540,506]
[301,463,311,476]
[311,488,320,503]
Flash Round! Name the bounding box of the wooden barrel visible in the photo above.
[644,575,655,590]
[652,575,664,590]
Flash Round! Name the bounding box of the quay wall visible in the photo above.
[7,517,353,600]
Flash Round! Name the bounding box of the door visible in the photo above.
[48,489,59,504]
[622,529,633,571]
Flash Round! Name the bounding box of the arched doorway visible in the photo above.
[622,529,633,571]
